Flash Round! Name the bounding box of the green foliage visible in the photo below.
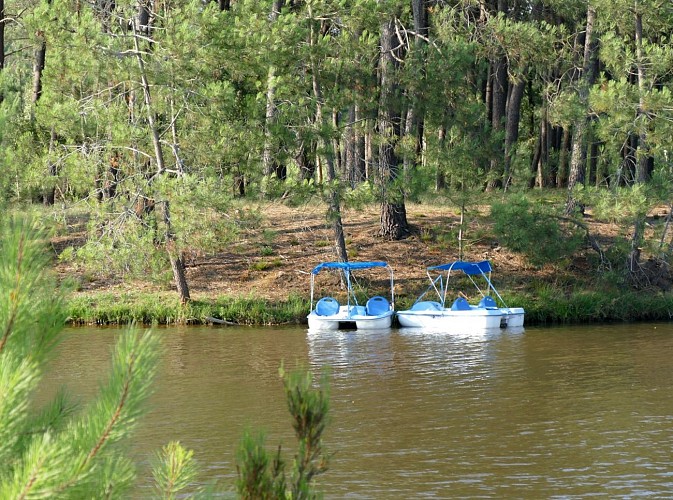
[236,430,286,500]
[152,441,202,499]
[236,365,329,499]
[74,213,172,285]
[250,258,283,271]
[520,284,673,325]
[283,367,330,499]
[0,215,161,497]
[588,185,650,224]
[491,195,583,265]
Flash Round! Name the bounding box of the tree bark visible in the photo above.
[504,77,525,189]
[557,126,571,188]
[486,54,507,190]
[162,201,191,303]
[32,31,47,115]
[486,0,508,190]
[378,15,410,240]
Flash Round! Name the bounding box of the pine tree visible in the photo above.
[0,215,161,497]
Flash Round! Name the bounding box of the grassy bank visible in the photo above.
[67,292,310,326]
[65,289,673,327]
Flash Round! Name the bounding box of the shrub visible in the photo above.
[491,195,583,265]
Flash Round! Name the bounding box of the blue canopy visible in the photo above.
[311,261,389,275]
[427,260,492,275]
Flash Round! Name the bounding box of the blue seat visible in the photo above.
[478,296,498,309]
[411,301,443,311]
[450,297,471,311]
[366,296,390,316]
[315,297,339,316]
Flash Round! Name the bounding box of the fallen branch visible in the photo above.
[205,316,238,326]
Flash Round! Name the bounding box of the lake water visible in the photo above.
[40,323,673,498]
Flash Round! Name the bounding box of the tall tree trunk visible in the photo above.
[533,107,548,188]
[436,122,447,191]
[487,54,507,190]
[345,105,366,186]
[634,10,650,184]
[486,0,508,191]
[133,20,190,303]
[0,0,4,104]
[43,127,57,205]
[378,15,410,240]
[261,0,285,196]
[31,4,57,205]
[404,0,428,175]
[308,5,347,262]
[557,126,571,188]
[629,8,649,272]
[31,31,47,117]
[565,6,597,216]
[503,76,525,189]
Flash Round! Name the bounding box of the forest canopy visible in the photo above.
[2,0,673,302]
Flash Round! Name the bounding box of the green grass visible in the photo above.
[65,287,673,326]
[67,292,310,326]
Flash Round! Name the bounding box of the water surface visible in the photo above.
[41,323,673,498]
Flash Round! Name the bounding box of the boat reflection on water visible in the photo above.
[397,324,525,338]
[306,328,396,379]
[306,325,525,385]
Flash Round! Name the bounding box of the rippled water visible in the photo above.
[39,323,673,498]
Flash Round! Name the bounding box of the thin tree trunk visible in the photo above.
[535,106,549,188]
[404,0,428,176]
[0,0,4,104]
[565,6,596,216]
[634,10,649,184]
[133,20,190,303]
[31,29,47,118]
[43,127,57,205]
[629,8,649,272]
[308,5,347,262]
[345,105,366,186]
[436,122,447,191]
[262,0,285,195]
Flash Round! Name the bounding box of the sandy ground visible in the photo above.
[52,201,648,302]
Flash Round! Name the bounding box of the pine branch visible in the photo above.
[0,231,25,354]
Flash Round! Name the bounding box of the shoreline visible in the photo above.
[65,289,673,327]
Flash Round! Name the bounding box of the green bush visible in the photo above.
[491,195,583,265]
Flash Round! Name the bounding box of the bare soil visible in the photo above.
[52,202,667,302]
